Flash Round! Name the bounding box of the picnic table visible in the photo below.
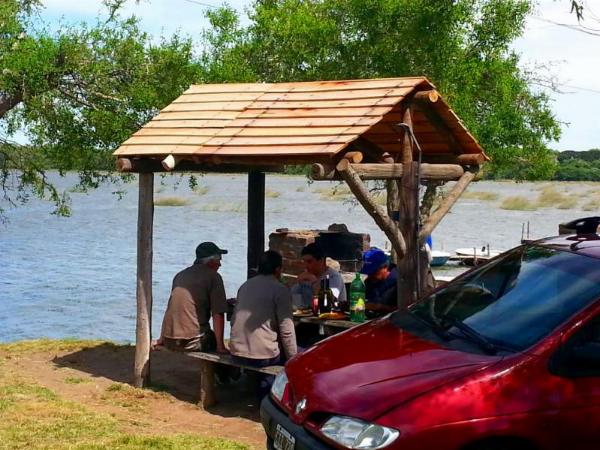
[293,313,367,342]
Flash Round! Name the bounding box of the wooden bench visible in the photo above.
[185,351,283,408]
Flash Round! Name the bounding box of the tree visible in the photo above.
[0,0,202,218]
[202,0,561,180]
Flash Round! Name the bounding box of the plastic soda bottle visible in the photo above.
[355,297,366,323]
[349,273,366,322]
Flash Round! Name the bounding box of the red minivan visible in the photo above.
[261,234,600,450]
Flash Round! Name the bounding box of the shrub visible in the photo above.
[500,196,537,211]
[154,196,190,207]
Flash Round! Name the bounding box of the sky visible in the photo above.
[37,0,600,152]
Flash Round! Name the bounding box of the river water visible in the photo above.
[0,173,594,343]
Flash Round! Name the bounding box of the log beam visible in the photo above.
[342,151,363,163]
[413,89,440,104]
[116,157,283,174]
[134,172,154,388]
[310,163,464,181]
[422,153,487,166]
[336,159,406,258]
[419,170,476,241]
[161,154,180,171]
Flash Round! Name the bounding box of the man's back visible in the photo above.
[161,264,226,339]
[230,275,296,360]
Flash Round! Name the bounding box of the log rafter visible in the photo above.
[419,170,476,241]
[310,162,465,181]
[335,158,407,259]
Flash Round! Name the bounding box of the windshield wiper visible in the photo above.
[411,311,452,341]
[442,316,498,355]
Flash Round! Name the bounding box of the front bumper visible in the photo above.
[260,395,335,450]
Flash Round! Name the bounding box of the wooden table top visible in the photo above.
[293,315,366,329]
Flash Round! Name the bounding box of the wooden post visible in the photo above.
[134,172,154,388]
[397,108,418,311]
[247,171,265,279]
[336,159,406,258]
[385,153,400,264]
[200,360,217,408]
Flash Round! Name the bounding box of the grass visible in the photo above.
[462,191,500,201]
[536,186,567,207]
[100,382,172,411]
[314,184,352,201]
[63,377,89,385]
[556,198,578,209]
[265,189,281,198]
[582,198,600,211]
[193,186,210,196]
[0,338,108,355]
[0,372,249,450]
[154,196,191,207]
[372,191,387,206]
[500,196,538,211]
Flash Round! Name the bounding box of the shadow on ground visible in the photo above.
[52,343,262,421]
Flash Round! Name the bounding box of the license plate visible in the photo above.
[273,423,295,450]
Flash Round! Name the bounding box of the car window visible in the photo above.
[410,245,600,351]
[551,315,600,377]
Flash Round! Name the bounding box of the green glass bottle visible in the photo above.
[349,273,366,322]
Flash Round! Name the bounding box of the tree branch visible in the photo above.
[0,92,24,119]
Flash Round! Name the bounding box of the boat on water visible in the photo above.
[430,250,451,267]
[454,246,501,266]
[455,246,501,258]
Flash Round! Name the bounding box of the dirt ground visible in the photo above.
[0,342,267,449]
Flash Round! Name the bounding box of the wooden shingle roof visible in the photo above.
[113,77,485,165]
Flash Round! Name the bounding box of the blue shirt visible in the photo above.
[365,266,398,307]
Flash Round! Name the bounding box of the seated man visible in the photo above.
[361,247,398,314]
[155,241,229,354]
[291,243,347,308]
[229,250,297,398]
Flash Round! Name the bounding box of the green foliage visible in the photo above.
[554,149,600,181]
[202,0,561,181]
[0,0,569,219]
[0,1,202,217]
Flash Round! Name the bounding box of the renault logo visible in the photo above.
[295,398,307,414]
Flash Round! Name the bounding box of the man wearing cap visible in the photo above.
[361,247,398,313]
[155,241,229,353]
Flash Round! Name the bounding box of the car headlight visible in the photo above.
[321,415,399,449]
[270,370,288,402]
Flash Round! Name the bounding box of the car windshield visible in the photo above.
[410,245,600,351]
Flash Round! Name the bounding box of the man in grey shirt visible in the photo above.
[291,242,347,309]
[230,250,297,398]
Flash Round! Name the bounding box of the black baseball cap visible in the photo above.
[195,242,228,259]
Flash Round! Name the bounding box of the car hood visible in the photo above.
[285,317,501,423]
